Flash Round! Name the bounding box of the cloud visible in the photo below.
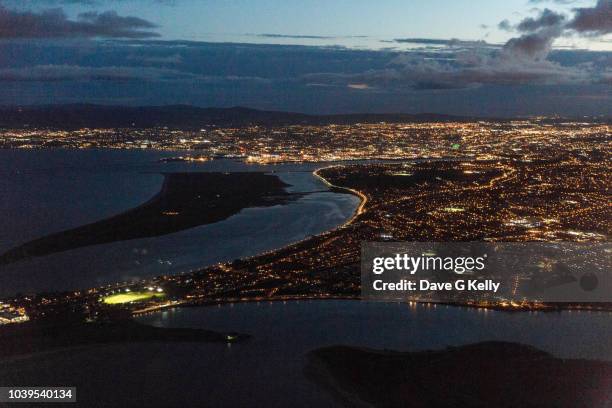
[516,8,566,32]
[0,64,273,84]
[498,8,566,33]
[301,2,612,92]
[303,50,592,91]
[502,27,563,60]
[498,19,514,31]
[567,0,612,35]
[255,33,337,40]
[304,6,595,90]
[0,65,192,81]
[37,0,100,4]
[127,53,183,65]
[0,7,160,38]
[501,1,611,36]
[499,2,611,60]
[0,40,607,116]
[393,38,494,47]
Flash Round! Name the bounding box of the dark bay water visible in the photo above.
[0,149,359,296]
[1,301,610,407]
[1,149,610,407]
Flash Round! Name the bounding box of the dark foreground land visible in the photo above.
[0,172,294,265]
[306,342,612,408]
[0,319,248,359]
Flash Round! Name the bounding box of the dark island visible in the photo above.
[0,319,249,359]
[0,172,295,265]
[306,342,612,408]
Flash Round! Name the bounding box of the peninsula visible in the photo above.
[0,172,294,265]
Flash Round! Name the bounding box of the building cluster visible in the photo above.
[0,302,29,325]
[1,119,610,321]
[1,121,609,165]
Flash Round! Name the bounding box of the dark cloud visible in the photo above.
[568,0,612,35]
[498,19,513,31]
[501,1,611,36]
[393,38,493,47]
[127,53,183,65]
[498,1,610,62]
[302,49,591,91]
[302,5,596,91]
[0,63,273,84]
[0,64,194,81]
[255,33,337,40]
[516,9,566,32]
[302,3,607,92]
[39,0,100,4]
[502,27,562,60]
[498,9,567,33]
[0,7,160,38]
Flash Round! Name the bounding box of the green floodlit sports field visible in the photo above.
[102,291,164,305]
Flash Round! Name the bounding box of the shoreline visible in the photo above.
[133,296,612,320]
[190,165,365,266]
[312,165,368,228]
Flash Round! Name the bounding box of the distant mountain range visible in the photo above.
[0,104,605,128]
[0,104,481,128]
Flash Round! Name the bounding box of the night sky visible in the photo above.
[0,0,610,116]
